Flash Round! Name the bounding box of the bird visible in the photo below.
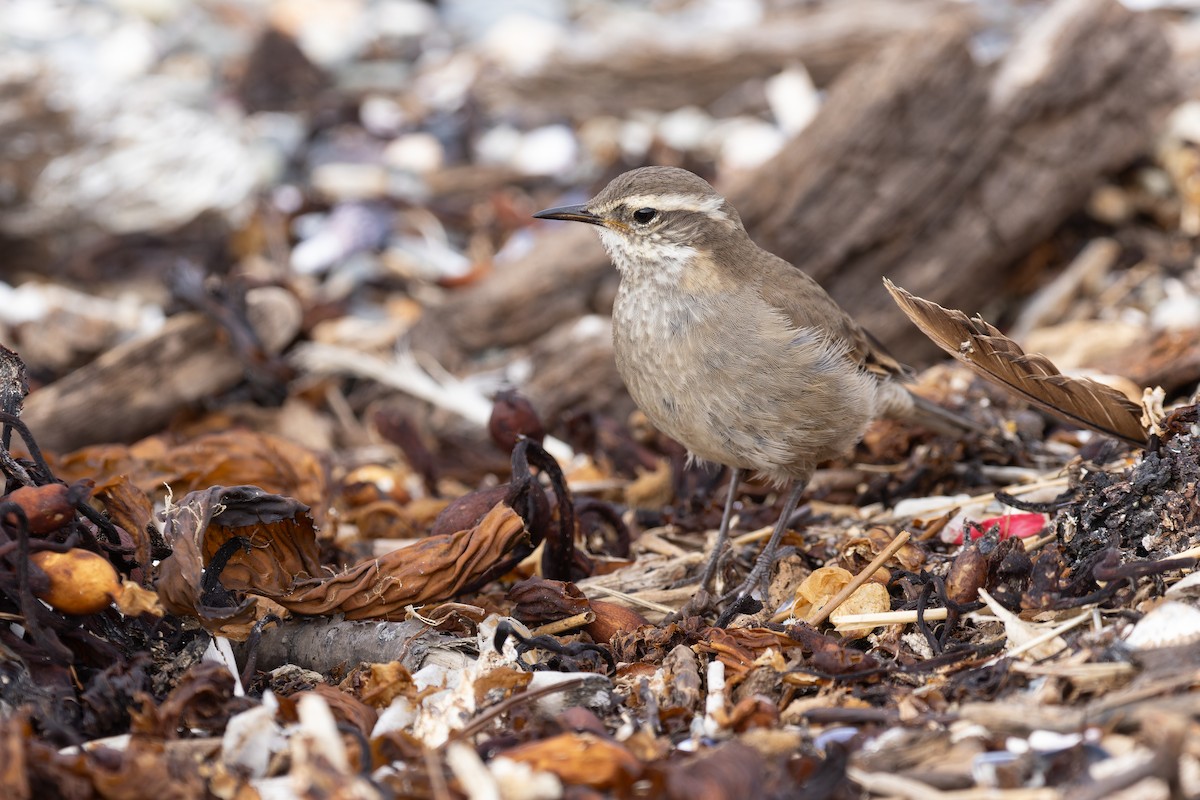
[533,166,981,614]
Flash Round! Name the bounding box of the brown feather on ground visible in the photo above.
[883,279,1147,447]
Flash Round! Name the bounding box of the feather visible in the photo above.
[884,279,1146,447]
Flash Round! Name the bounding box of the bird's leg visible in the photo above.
[697,467,743,592]
[719,479,807,615]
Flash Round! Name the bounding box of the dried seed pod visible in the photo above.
[945,539,989,607]
[489,389,545,451]
[30,549,123,615]
[3,483,77,535]
[585,599,648,644]
[429,485,512,537]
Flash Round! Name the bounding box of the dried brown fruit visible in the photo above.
[2,483,80,535]
[31,549,122,615]
[585,600,648,644]
[489,389,545,450]
[945,539,989,607]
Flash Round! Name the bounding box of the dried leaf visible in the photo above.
[793,565,854,619]
[507,576,590,624]
[156,485,317,638]
[157,483,529,627]
[695,628,800,678]
[115,580,165,618]
[96,477,157,576]
[257,501,528,619]
[885,279,1146,445]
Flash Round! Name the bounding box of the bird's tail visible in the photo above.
[905,390,990,437]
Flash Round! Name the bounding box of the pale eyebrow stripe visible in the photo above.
[618,193,727,215]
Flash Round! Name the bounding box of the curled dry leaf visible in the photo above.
[114,580,165,618]
[507,576,590,625]
[695,628,799,679]
[156,484,530,634]
[842,526,925,574]
[156,485,318,639]
[794,566,891,635]
[95,477,158,578]
[342,662,417,709]
[792,566,849,620]
[258,501,528,619]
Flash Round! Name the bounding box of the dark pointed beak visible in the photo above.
[533,204,603,225]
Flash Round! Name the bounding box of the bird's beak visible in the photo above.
[533,204,603,226]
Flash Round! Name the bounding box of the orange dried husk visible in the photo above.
[31,549,123,615]
[828,583,891,639]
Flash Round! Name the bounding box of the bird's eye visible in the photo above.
[632,207,658,224]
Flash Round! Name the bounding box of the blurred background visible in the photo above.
[1,0,1199,467]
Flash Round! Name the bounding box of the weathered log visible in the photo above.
[730,0,1178,357]
[475,0,967,119]
[21,287,301,453]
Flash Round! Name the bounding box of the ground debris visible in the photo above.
[6,0,1200,797]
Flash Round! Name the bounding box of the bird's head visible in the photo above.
[534,167,746,286]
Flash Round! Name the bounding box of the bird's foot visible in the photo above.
[712,550,774,626]
[662,588,716,624]
[668,542,728,591]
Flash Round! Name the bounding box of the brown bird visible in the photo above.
[534,166,986,611]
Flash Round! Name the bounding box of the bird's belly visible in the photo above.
[612,290,879,481]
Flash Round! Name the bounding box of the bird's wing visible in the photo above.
[756,254,912,381]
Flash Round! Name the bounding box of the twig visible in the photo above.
[425,746,453,800]
[583,584,685,615]
[829,607,950,630]
[530,611,595,637]
[1003,610,1091,660]
[443,675,597,745]
[730,525,775,545]
[848,767,1060,799]
[804,530,911,626]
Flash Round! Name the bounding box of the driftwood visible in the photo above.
[729,0,1178,357]
[417,0,1178,408]
[475,0,966,119]
[22,288,301,454]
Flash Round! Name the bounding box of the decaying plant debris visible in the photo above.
[4,0,1200,798]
